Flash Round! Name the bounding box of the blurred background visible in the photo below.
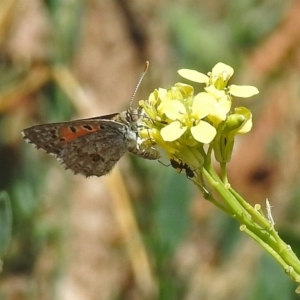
[1,0,300,299]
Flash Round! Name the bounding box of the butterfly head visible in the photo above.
[118,107,142,127]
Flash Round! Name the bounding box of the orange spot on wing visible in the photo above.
[59,125,100,142]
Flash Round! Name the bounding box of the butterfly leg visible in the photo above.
[128,144,161,160]
[125,127,160,160]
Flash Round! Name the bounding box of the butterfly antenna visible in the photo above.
[129,61,149,108]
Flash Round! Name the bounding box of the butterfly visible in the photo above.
[22,62,160,177]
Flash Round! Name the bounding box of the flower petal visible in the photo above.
[178,69,209,83]
[209,63,234,89]
[229,85,259,98]
[234,107,253,134]
[174,83,194,97]
[157,88,167,100]
[168,86,184,100]
[191,121,217,143]
[218,95,231,113]
[160,121,187,142]
[158,100,186,120]
[192,93,217,119]
[208,107,227,124]
[211,63,234,79]
[238,117,252,133]
[205,85,226,99]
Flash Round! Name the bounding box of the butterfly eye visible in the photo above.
[127,110,139,123]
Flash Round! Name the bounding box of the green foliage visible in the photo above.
[45,0,85,63]
[249,254,294,300]
[0,191,12,257]
[161,0,287,70]
[153,168,192,298]
[154,170,193,253]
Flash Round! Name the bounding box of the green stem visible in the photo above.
[200,162,300,284]
[229,188,272,229]
[220,162,229,187]
[242,226,300,283]
[192,177,230,213]
[206,144,213,164]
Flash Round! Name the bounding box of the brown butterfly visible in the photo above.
[22,62,160,177]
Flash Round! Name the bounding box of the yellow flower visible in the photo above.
[229,107,253,134]
[203,86,231,126]
[157,90,217,144]
[138,62,259,166]
[213,107,252,163]
[178,62,259,98]
[228,85,259,98]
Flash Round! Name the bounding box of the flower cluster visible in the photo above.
[138,63,300,287]
[139,63,259,168]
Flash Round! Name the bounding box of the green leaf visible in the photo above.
[0,191,12,257]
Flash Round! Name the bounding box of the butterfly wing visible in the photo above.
[60,126,128,177]
[22,119,129,177]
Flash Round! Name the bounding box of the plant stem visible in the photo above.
[200,162,300,284]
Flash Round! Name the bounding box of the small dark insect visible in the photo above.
[170,158,194,178]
